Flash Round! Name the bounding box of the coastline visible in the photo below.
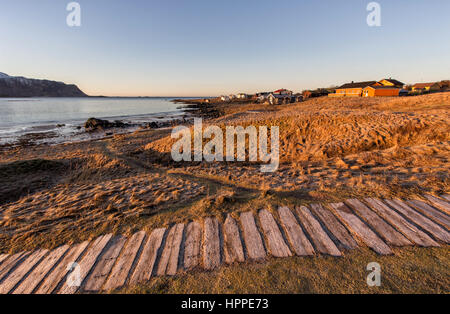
[0,97,208,149]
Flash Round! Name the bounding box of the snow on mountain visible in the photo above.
[0,72,10,79]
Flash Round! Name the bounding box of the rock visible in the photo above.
[146,122,159,129]
[84,118,128,131]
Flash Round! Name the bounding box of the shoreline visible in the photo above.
[0,98,209,150]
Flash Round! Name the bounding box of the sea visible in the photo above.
[0,97,198,146]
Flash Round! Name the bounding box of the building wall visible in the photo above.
[335,88,363,96]
[364,88,400,97]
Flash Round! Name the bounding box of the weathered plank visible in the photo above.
[365,198,439,247]
[82,235,127,292]
[345,199,411,247]
[58,234,113,294]
[0,252,30,284]
[203,217,222,270]
[441,194,450,202]
[258,209,292,258]
[0,254,9,267]
[184,222,202,270]
[102,231,146,291]
[129,228,166,286]
[13,245,70,294]
[0,249,48,294]
[223,215,245,264]
[156,223,184,276]
[295,206,341,256]
[240,212,266,260]
[330,203,392,255]
[34,241,89,294]
[309,203,358,250]
[407,199,450,229]
[277,207,314,256]
[424,194,450,215]
[384,199,450,243]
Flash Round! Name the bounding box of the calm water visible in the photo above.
[0,97,195,145]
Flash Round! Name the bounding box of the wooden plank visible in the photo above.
[223,215,245,264]
[424,194,450,215]
[309,204,358,250]
[441,194,450,202]
[330,203,392,255]
[156,223,184,276]
[0,252,30,284]
[277,207,314,256]
[12,245,70,294]
[183,222,202,270]
[34,241,89,294]
[407,199,450,229]
[0,254,9,267]
[295,206,342,256]
[82,235,127,292]
[203,217,222,270]
[240,212,266,260]
[365,198,439,247]
[384,199,450,244]
[0,249,48,294]
[345,199,411,247]
[58,234,113,294]
[129,228,166,286]
[258,209,292,258]
[102,231,146,291]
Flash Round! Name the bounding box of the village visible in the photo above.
[214,79,450,105]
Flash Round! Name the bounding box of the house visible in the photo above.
[303,89,331,99]
[237,93,248,99]
[268,93,291,105]
[438,80,450,91]
[273,89,293,96]
[378,78,405,88]
[292,93,303,102]
[411,83,441,92]
[331,81,379,97]
[220,95,231,102]
[362,86,401,97]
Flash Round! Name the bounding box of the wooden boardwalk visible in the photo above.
[0,194,449,294]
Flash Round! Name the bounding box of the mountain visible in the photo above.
[0,73,88,97]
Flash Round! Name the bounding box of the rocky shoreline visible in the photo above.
[0,113,195,151]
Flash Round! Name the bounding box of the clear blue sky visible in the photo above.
[1,0,449,96]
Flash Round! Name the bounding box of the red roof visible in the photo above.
[274,89,288,93]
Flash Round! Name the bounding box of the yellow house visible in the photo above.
[329,78,406,97]
[363,86,400,97]
[331,81,379,97]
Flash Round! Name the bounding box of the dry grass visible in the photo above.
[119,246,450,294]
[0,93,449,259]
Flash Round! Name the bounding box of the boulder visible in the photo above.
[84,118,127,131]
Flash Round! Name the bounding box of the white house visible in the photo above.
[267,93,290,105]
[220,96,231,102]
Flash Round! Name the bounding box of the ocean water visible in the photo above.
[0,97,195,145]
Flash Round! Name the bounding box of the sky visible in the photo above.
[0,0,449,97]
